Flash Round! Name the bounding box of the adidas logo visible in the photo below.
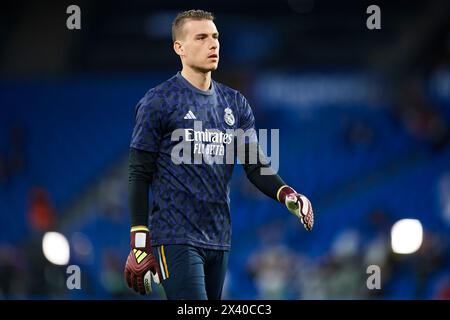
[184,110,197,120]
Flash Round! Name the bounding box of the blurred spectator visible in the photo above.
[247,222,302,299]
[321,229,365,299]
[412,230,448,298]
[247,244,301,299]
[100,249,129,298]
[0,245,27,298]
[363,208,394,298]
[397,78,449,151]
[295,258,327,299]
[22,235,67,298]
[438,172,450,226]
[98,171,127,222]
[434,277,450,299]
[28,187,56,232]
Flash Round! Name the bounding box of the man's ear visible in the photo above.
[173,40,184,57]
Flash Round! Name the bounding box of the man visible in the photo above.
[124,9,314,300]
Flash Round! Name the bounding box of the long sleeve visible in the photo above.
[242,143,286,202]
[128,147,158,226]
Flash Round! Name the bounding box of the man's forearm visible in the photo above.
[242,143,287,202]
[244,162,288,201]
[128,148,157,226]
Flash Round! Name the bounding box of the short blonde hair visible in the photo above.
[172,9,215,42]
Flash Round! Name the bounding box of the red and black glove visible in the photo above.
[124,226,162,295]
[277,186,314,231]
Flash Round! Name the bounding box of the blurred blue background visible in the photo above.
[1,0,450,299]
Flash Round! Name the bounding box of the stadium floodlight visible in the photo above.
[42,231,70,265]
[391,219,423,254]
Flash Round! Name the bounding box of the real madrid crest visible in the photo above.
[224,107,235,126]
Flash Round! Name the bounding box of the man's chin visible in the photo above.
[196,63,219,73]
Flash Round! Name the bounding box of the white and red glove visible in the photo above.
[277,186,314,231]
[124,226,162,295]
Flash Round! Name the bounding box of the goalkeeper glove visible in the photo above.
[277,186,314,231]
[124,226,162,295]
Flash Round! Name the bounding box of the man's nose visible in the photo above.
[209,38,219,50]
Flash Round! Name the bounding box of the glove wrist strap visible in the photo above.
[131,225,149,232]
[130,225,151,252]
[277,185,296,203]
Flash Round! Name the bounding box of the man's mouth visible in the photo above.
[208,54,218,59]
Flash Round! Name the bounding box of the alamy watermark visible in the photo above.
[66,5,81,30]
[170,121,279,175]
[66,265,81,290]
[366,5,381,30]
[366,265,381,290]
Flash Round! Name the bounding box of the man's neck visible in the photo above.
[181,67,211,92]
